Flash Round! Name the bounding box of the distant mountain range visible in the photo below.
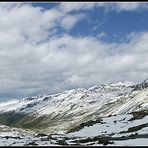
[0,79,148,146]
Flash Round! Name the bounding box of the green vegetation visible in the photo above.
[17,115,48,129]
[97,138,114,145]
[72,136,114,145]
[3,136,21,139]
[0,111,27,127]
[128,123,148,133]
[120,123,148,134]
[129,110,148,121]
[0,112,58,131]
[67,117,103,133]
[56,139,68,145]
[72,133,148,145]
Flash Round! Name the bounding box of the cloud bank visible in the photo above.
[0,2,148,99]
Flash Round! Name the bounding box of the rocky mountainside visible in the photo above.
[0,79,148,146]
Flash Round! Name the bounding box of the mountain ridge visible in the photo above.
[0,79,148,134]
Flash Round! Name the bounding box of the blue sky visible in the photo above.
[32,2,148,43]
[0,2,148,100]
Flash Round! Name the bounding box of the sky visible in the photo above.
[0,2,148,100]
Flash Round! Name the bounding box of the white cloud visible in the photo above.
[112,2,148,11]
[59,2,148,13]
[0,3,87,45]
[0,4,65,44]
[97,32,106,39]
[58,2,96,13]
[0,3,148,99]
[60,14,86,31]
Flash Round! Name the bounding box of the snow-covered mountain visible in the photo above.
[0,79,148,146]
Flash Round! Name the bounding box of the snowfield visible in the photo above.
[0,79,148,146]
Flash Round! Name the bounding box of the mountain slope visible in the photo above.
[0,110,148,146]
[0,80,148,134]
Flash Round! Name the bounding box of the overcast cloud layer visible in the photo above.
[0,2,148,100]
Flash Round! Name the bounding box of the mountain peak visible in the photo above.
[109,81,134,87]
[132,78,148,91]
[143,78,148,84]
[88,81,130,92]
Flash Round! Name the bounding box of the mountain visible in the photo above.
[0,79,148,146]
